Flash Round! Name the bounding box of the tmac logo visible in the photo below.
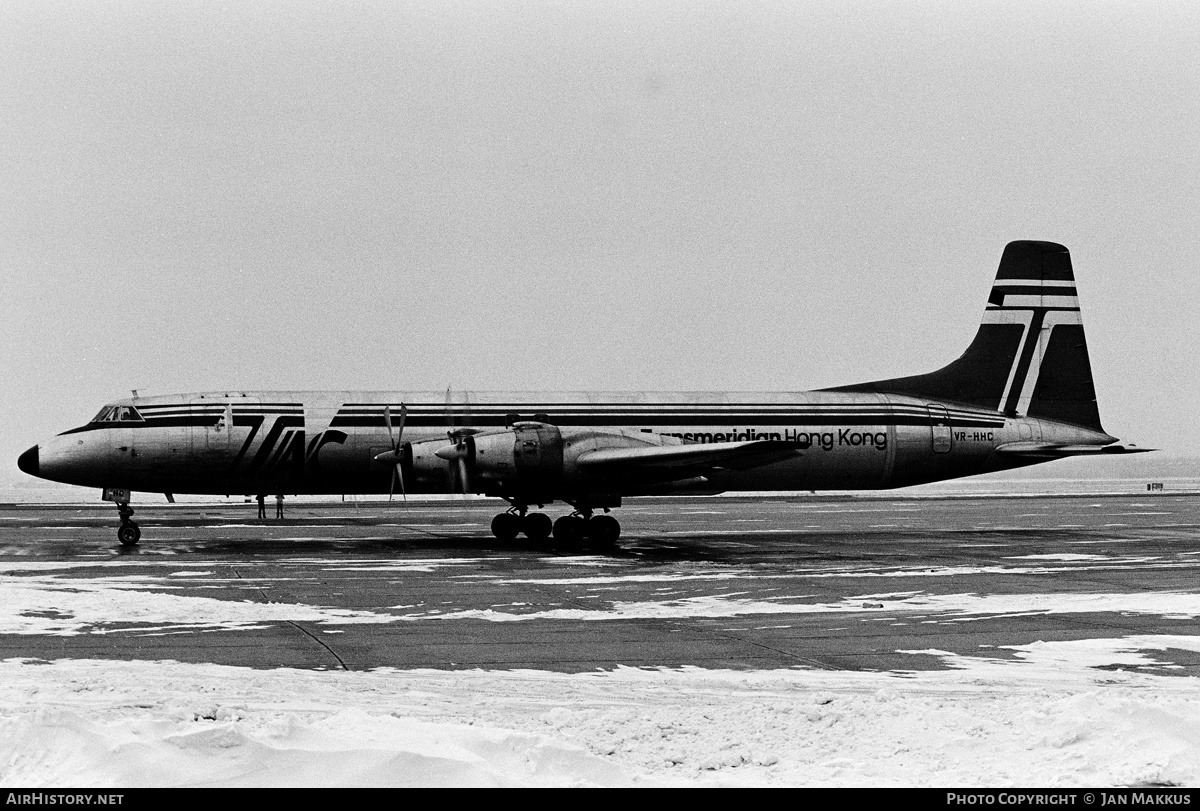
[227,410,347,478]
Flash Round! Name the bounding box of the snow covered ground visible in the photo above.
[4,519,1200,787]
[4,639,1200,787]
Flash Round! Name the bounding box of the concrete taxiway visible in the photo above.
[2,493,1199,674]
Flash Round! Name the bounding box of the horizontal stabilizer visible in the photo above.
[995,441,1154,459]
[578,440,803,473]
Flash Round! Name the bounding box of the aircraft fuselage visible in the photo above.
[23,389,1111,500]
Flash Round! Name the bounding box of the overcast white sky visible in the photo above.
[4,0,1198,480]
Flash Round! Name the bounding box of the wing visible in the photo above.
[578,440,803,488]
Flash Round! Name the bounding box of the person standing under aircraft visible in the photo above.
[257,494,266,520]
[275,494,284,519]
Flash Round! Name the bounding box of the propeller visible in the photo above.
[441,387,477,496]
[373,403,408,503]
[435,434,474,495]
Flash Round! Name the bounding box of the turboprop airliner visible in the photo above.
[17,241,1144,547]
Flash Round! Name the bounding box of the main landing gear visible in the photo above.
[490,504,620,547]
[491,509,548,542]
[116,502,140,546]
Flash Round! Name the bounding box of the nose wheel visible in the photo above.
[116,503,140,546]
[118,521,141,546]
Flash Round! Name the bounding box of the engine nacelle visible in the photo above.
[407,422,677,503]
[404,425,568,495]
[471,422,675,502]
[472,422,562,493]
[409,438,452,482]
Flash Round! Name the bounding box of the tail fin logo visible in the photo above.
[983,277,1082,416]
[826,241,1105,433]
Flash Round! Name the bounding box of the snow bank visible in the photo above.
[4,640,1200,787]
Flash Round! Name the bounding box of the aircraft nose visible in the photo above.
[17,445,40,476]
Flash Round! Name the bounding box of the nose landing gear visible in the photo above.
[116,502,140,546]
[102,489,140,546]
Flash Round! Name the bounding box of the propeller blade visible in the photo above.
[383,403,408,504]
[444,387,476,441]
[442,391,474,500]
[457,457,469,496]
[389,463,407,505]
[384,403,408,449]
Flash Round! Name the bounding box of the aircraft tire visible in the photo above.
[587,515,620,545]
[552,516,575,541]
[491,513,520,541]
[118,522,141,546]
[522,512,552,541]
[553,515,587,543]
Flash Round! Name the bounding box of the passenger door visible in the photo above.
[928,405,953,454]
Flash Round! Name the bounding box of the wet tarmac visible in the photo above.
[3,493,1199,674]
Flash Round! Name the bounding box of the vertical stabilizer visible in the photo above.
[828,241,1105,432]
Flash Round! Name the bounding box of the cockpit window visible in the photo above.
[90,405,144,423]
